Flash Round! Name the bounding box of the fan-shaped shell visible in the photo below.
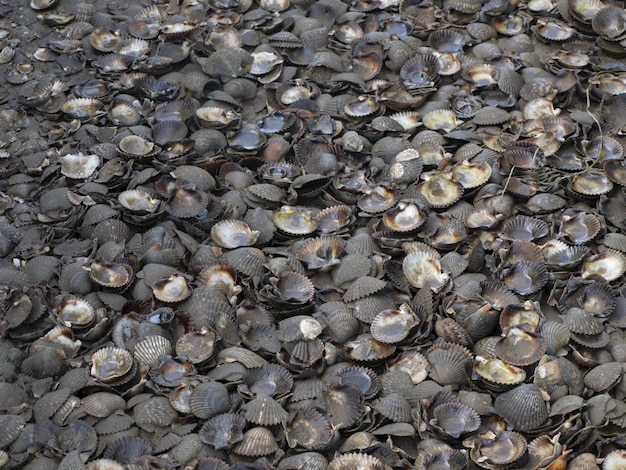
[90,347,134,382]
[493,383,548,431]
[427,342,473,386]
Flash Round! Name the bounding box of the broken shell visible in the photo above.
[60,153,100,179]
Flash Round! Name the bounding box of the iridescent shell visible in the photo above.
[582,249,626,281]
[295,236,344,271]
[473,356,526,385]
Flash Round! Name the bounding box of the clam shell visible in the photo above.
[493,383,548,431]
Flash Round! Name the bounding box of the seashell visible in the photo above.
[501,261,549,296]
[431,401,481,438]
[563,307,605,336]
[328,453,385,470]
[403,250,449,292]
[400,54,440,92]
[357,185,398,214]
[495,327,546,366]
[370,305,419,344]
[582,249,626,281]
[569,169,613,197]
[472,106,511,126]
[604,450,626,470]
[427,342,473,386]
[493,383,548,431]
[152,272,192,303]
[210,220,259,249]
[584,362,623,393]
[293,235,343,271]
[242,396,289,425]
[60,153,100,179]
[199,412,246,451]
[375,392,412,422]
[343,333,396,362]
[429,28,468,52]
[188,380,230,420]
[59,262,93,296]
[417,173,463,209]
[61,97,104,119]
[383,199,427,232]
[343,276,387,303]
[466,430,527,469]
[592,7,626,39]
[90,347,133,383]
[57,296,95,328]
[501,215,550,241]
[473,356,526,386]
[82,392,126,418]
[234,427,279,456]
[559,211,601,245]
[88,260,133,288]
[316,205,355,234]
[422,109,462,132]
[165,187,209,218]
[134,335,172,368]
[435,316,474,348]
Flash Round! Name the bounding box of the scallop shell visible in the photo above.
[501,261,549,296]
[495,327,546,366]
[189,380,231,419]
[431,401,481,438]
[584,362,623,393]
[501,215,550,241]
[427,342,473,386]
[210,219,259,249]
[296,236,344,271]
[60,153,100,179]
[370,306,419,344]
[468,430,527,468]
[403,250,449,292]
[417,174,463,209]
[151,272,191,303]
[328,452,385,470]
[134,335,172,368]
[82,392,126,418]
[473,356,526,386]
[400,54,441,92]
[88,260,133,288]
[374,392,412,423]
[582,249,626,281]
[286,408,333,450]
[90,347,134,383]
[234,427,279,456]
[382,199,427,232]
[493,383,548,431]
[242,396,289,426]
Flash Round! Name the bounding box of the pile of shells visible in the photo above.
[4,0,626,468]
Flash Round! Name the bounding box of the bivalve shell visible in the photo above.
[493,383,548,431]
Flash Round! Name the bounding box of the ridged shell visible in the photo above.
[493,383,548,431]
[90,347,133,382]
[431,401,481,438]
[426,342,473,386]
[234,427,279,456]
[199,412,246,450]
[189,380,231,419]
[343,276,386,303]
[82,392,126,418]
[328,452,385,470]
[134,335,172,368]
